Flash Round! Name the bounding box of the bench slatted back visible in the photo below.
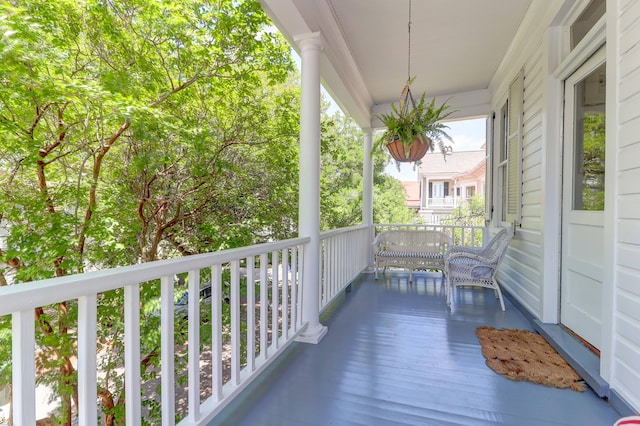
[375,230,452,254]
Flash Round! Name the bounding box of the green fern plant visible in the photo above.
[373,91,455,161]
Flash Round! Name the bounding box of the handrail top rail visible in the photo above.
[0,236,310,316]
[374,224,486,234]
[375,223,484,228]
[320,224,369,239]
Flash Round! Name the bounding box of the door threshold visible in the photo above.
[561,324,600,357]
[533,320,609,398]
[502,291,609,398]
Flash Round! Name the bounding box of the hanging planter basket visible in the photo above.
[386,137,431,162]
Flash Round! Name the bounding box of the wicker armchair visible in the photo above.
[444,227,514,311]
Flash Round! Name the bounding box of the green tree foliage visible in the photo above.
[442,194,486,227]
[319,101,363,230]
[0,0,296,424]
[0,0,420,422]
[372,176,419,225]
[319,101,420,229]
[440,195,486,246]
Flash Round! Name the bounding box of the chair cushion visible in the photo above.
[471,265,494,279]
[377,251,442,259]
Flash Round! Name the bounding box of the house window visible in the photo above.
[570,0,605,50]
[496,103,508,221]
[466,187,475,199]
[506,71,524,223]
[485,118,492,223]
[494,71,523,224]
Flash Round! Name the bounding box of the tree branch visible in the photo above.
[77,121,131,262]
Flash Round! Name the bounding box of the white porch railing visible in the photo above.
[319,225,371,311]
[0,237,308,426]
[425,196,459,208]
[0,224,485,425]
[375,224,487,248]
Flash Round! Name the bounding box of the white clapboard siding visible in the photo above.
[614,0,640,411]
[497,39,545,317]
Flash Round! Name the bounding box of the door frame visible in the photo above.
[541,5,608,326]
[541,2,614,382]
[560,45,606,350]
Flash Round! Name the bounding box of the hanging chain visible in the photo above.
[407,0,412,82]
[401,0,416,114]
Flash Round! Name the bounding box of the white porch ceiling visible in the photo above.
[259,0,532,128]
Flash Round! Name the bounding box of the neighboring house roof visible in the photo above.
[418,149,486,180]
[401,181,420,208]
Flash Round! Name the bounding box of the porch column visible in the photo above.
[425,177,430,209]
[295,32,327,344]
[362,128,375,269]
[362,128,373,226]
[453,178,458,207]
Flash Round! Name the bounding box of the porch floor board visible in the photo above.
[209,272,621,426]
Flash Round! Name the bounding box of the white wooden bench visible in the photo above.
[372,230,453,281]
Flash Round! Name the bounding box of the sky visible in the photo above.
[384,117,487,181]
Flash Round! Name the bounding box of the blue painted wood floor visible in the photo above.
[210,272,621,426]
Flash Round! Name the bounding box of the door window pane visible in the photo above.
[573,62,605,211]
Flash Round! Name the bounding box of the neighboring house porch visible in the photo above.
[415,149,486,222]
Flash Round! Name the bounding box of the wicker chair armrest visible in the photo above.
[445,250,493,264]
[445,252,497,280]
[445,246,483,257]
[448,245,482,254]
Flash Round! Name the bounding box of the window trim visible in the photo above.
[505,70,524,224]
[490,70,523,227]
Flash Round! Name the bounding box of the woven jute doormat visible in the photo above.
[476,326,585,392]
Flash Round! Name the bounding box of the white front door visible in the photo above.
[560,46,606,350]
